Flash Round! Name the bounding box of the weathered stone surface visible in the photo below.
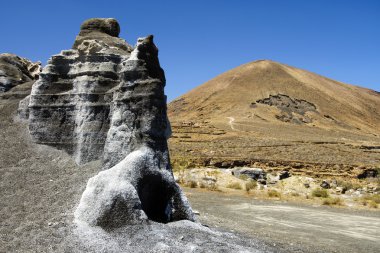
[20,18,194,227]
[73,18,132,55]
[0,53,41,92]
[75,146,194,227]
[357,169,378,179]
[71,219,271,252]
[320,180,331,189]
[234,167,267,181]
[279,170,291,180]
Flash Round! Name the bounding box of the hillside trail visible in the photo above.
[227,117,236,130]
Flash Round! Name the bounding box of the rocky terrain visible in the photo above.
[168,60,380,180]
[1,17,379,253]
[0,53,40,93]
[0,18,285,252]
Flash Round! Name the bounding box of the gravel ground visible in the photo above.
[185,188,380,253]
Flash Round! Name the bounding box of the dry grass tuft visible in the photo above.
[267,189,281,198]
[359,194,380,208]
[312,188,329,198]
[239,174,250,181]
[245,180,257,193]
[185,180,198,188]
[336,179,361,191]
[227,182,242,190]
[322,197,344,206]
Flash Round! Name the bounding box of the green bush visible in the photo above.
[312,188,329,198]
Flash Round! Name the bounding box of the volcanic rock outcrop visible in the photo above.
[0,53,41,92]
[19,18,194,227]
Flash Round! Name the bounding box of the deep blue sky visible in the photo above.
[1,0,379,100]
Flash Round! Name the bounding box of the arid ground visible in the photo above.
[1,96,379,252]
[185,188,380,253]
[168,60,380,178]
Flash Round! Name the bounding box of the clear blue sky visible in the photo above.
[2,0,379,100]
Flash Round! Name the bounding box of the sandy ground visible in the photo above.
[185,188,380,253]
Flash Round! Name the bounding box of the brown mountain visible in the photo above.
[168,60,380,176]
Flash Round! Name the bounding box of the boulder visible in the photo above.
[278,170,291,180]
[75,146,194,227]
[335,187,345,194]
[20,18,194,228]
[357,169,378,179]
[73,18,132,55]
[234,167,266,181]
[320,180,330,189]
[0,53,41,92]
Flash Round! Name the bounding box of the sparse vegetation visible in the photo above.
[227,182,242,190]
[185,180,198,188]
[267,189,281,198]
[322,197,344,206]
[245,180,257,193]
[336,179,361,191]
[359,194,380,208]
[368,201,378,208]
[312,188,329,198]
[171,158,194,172]
[199,182,206,188]
[207,183,220,191]
[239,174,250,181]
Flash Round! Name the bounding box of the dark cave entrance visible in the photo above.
[137,174,173,223]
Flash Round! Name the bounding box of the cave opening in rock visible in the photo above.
[137,173,173,223]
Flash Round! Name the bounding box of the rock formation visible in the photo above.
[0,53,41,92]
[19,18,194,227]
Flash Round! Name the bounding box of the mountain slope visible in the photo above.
[169,60,380,134]
[168,60,380,174]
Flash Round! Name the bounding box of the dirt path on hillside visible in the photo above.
[185,188,380,253]
[227,117,236,130]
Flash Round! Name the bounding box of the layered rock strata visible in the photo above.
[0,53,41,92]
[19,18,194,227]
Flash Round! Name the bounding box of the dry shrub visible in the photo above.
[227,182,242,190]
[368,201,378,208]
[360,194,380,208]
[207,183,219,191]
[245,180,257,193]
[239,174,250,181]
[199,182,206,188]
[291,192,300,197]
[322,197,344,206]
[312,188,329,198]
[363,194,380,204]
[185,180,197,188]
[267,189,281,198]
[336,179,361,191]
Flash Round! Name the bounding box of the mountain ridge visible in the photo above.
[168,60,380,174]
[169,59,380,134]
